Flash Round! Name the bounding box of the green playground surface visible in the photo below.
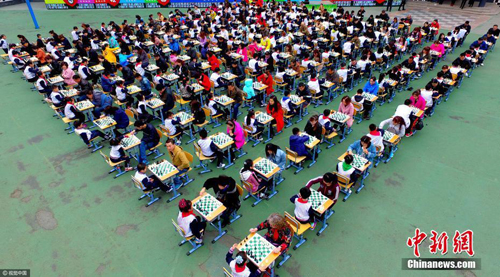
[1,4,500,277]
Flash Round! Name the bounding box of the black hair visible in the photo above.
[292,127,300,135]
[199,129,208,138]
[300,187,311,199]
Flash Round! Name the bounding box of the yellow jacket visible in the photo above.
[168,145,190,170]
[260,37,272,51]
[103,46,117,64]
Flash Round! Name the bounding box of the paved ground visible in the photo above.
[1,4,500,277]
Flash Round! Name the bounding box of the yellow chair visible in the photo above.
[131,176,161,207]
[171,219,203,256]
[335,172,355,202]
[193,141,214,175]
[285,147,306,174]
[99,151,127,178]
[284,211,310,250]
[241,179,267,207]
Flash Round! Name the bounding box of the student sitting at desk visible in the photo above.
[134,162,172,191]
[379,116,406,138]
[226,244,262,277]
[115,80,134,108]
[135,73,152,99]
[306,172,340,204]
[164,111,184,137]
[109,138,133,172]
[296,82,312,104]
[318,109,335,135]
[347,135,377,163]
[249,213,292,253]
[290,187,317,230]
[410,90,426,119]
[207,92,228,119]
[266,95,284,136]
[100,71,116,93]
[305,115,322,141]
[74,120,108,146]
[199,175,241,227]
[240,159,270,199]
[177,199,206,244]
[336,154,359,191]
[210,67,227,88]
[290,127,312,160]
[104,106,129,137]
[198,129,225,169]
[244,110,264,140]
[366,124,385,153]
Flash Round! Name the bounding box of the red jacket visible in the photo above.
[267,103,284,132]
[208,55,220,71]
[257,74,274,95]
[200,74,210,91]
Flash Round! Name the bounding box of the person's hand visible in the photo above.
[149,178,154,182]
[347,150,353,155]
[230,243,237,251]
[249,228,258,233]
[258,265,268,272]
[272,246,281,254]
[199,187,206,196]
[363,148,369,154]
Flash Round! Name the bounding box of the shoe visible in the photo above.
[217,163,226,169]
[405,132,413,137]
[195,238,203,244]
[480,63,484,66]
[259,193,268,199]
[125,167,134,171]
[221,220,230,228]
[347,189,352,194]
[310,222,317,230]
[165,186,173,193]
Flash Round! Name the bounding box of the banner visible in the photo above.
[46,0,401,9]
[46,0,224,9]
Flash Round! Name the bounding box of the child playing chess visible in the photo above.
[64,98,86,123]
[366,124,385,153]
[74,120,108,147]
[318,110,335,135]
[244,110,264,140]
[134,163,172,193]
[290,187,317,230]
[115,80,134,108]
[265,143,286,172]
[207,92,228,119]
[289,127,312,160]
[109,138,133,171]
[164,111,184,137]
[280,90,297,116]
[249,213,292,254]
[198,129,225,169]
[305,172,340,204]
[347,135,377,163]
[239,159,270,199]
[336,154,359,192]
[177,199,206,244]
[226,244,262,277]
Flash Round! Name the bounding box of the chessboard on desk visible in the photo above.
[192,193,226,222]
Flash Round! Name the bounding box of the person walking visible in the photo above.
[398,0,407,11]
[387,0,394,11]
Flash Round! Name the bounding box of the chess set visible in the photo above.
[289,95,301,104]
[178,55,191,61]
[120,135,140,148]
[362,92,377,101]
[201,62,210,68]
[147,98,165,108]
[146,64,159,71]
[258,62,267,68]
[285,69,296,76]
[254,159,278,175]
[90,65,104,72]
[211,133,233,147]
[230,53,242,59]
[255,112,273,123]
[329,111,350,123]
[164,73,180,81]
[48,76,64,84]
[191,83,203,91]
[60,89,78,98]
[95,117,116,128]
[127,85,141,94]
[239,234,276,266]
[175,111,193,123]
[443,79,454,85]
[149,160,176,177]
[40,65,51,73]
[309,189,329,211]
[322,81,334,88]
[382,130,396,142]
[75,100,93,110]
[409,106,422,114]
[215,95,233,104]
[254,82,266,89]
[351,154,369,170]
[430,50,441,56]
[193,194,223,218]
[162,47,172,53]
[110,76,124,82]
[209,47,222,52]
[301,133,318,147]
[221,72,236,79]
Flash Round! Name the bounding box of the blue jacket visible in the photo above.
[470,41,488,51]
[101,76,115,93]
[347,140,377,162]
[290,135,309,157]
[140,78,151,93]
[268,148,286,171]
[113,108,130,129]
[363,81,379,95]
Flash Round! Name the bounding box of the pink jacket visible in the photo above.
[430,43,445,57]
[62,68,77,86]
[228,121,245,149]
[237,47,248,62]
[411,95,426,118]
[248,42,262,55]
[338,103,355,127]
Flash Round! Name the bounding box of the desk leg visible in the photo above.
[186,123,196,144]
[223,148,234,169]
[356,168,370,194]
[87,111,96,128]
[316,213,329,236]
[267,176,278,199]
[211,216,227,243]
[264,123,272,143]
[167,180,182,203]
[308,146,317,168]
[296,106,303,123]
[160,109,165,125]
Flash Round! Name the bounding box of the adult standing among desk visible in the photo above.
[460,0,468,9]
[386,0,394,12]
[398,0,407,11]
[130,120,160,164]
[199,175,241,227]
[166,139,191,189]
